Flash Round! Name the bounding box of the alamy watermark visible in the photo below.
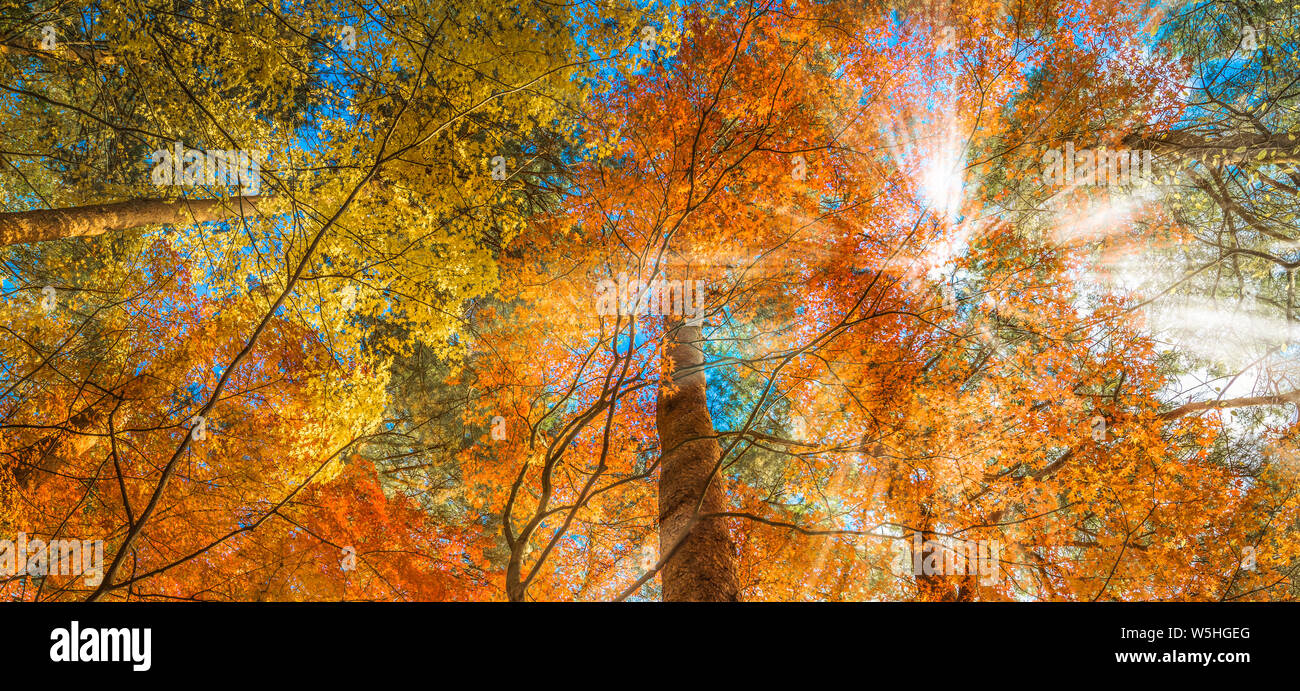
[595,273,706,325]
[1040,142,1170,188]
[50,621,151,671]
[150,141,264,195]
[890,534,1001,586]
[0,532,104,586]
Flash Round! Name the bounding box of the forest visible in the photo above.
[2,0,1299,603]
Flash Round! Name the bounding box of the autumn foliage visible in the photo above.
[2,0,1299,602]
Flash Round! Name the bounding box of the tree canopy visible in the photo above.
[2,0,1299,602]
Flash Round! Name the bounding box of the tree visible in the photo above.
[0,0,653,601]
[461,0,1300,601]
[3,0,1299,604]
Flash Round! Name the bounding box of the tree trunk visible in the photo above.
[0,39,118,64]
[913,528,977,602]
[0,195,271,247]
[1123,130,1300,166]
[656,320,740,601]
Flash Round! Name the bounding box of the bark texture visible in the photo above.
[0,196,270,247]
[656,320,740,601]
[0,40,118,64]
[1122,130,1300,165]
[913,526,977,602]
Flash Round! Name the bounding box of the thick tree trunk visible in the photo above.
[913,528,977,602]
[0,40,118,64]
[1123,130,1300,166]
[0,195,270,247]
[656,320,739,601]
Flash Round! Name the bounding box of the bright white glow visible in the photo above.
[921,127,965,225]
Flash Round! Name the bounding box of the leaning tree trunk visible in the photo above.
[0,195,271,247]
[1122,130,1300,166]
[656,319,739,601]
